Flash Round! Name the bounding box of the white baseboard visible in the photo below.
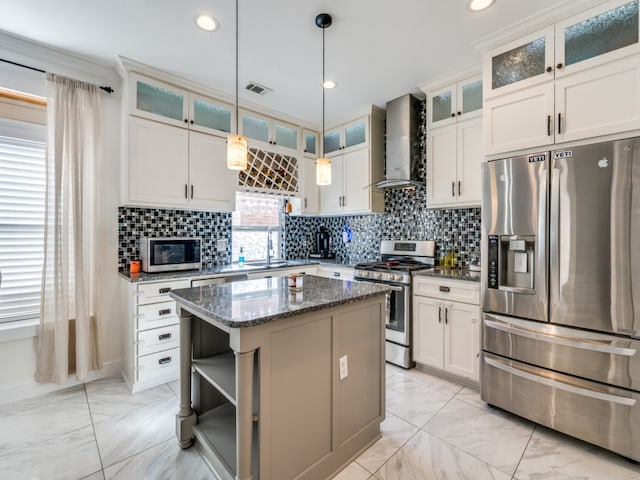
[0,358,122,406]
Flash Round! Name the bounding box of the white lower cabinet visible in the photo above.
[315,265,354,280]
[412,277,480,383]
[123,278,190,392]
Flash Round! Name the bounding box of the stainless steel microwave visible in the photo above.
[139,237,202,273]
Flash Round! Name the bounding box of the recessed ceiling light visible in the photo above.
[468,0,495,12]
[322,80,337,89]
[195,13,220,32]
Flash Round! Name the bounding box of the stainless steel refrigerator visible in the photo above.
[481,136,640,461]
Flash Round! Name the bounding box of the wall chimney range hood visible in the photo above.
[374,94,424,189]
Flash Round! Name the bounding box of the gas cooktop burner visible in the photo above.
[355,261,434,273]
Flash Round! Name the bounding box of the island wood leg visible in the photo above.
[176,307,196,448]
[235,349,256,480]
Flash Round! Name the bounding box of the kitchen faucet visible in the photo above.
[266,227,273,265]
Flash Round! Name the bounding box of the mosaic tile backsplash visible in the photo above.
[118,207,232,272]
[118,99,481,270]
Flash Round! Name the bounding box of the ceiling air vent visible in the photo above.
[245,81,272,95]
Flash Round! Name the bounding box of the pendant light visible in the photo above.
[315,13,332,186]
[227,0,248,170]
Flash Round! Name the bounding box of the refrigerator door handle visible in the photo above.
[536,160,549,315]
[549,157,561,319]
[484,356,636,406]
[484,317,636,356]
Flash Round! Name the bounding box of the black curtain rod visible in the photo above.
[0,58,114,94]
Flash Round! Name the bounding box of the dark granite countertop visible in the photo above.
[119,260,320,283]
[413,267,481,283]
[169,274,391,328]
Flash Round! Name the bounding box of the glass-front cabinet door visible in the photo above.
[241,110,270,144]
[429,84,456,128]
[324,117,368,156]
[484,26,555,98]
[555,0,639,77]
[189,94,233,136]
[303,129,318,157]
[130,73,188,127]
[429,76,482,128]
[323,127,342,155]
[343,117,367,150]
[458,76,483,118]
[273,120,298,150]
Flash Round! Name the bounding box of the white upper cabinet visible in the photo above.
[323,117,369,156]
[300,129,320,213]
[240,109,299,152]
[128,116,236,210]
[318,109,384,215]
[484,0,640,155]
[424,72,483,208]
[428,75,483,129]
[130,73,233,138]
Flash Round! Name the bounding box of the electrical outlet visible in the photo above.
[339,355,348,380]
[216,239,228,251]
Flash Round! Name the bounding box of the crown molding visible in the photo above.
[418,63,482,93]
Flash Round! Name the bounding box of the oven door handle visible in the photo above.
[385,284,405,292]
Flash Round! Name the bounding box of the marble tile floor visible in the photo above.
[1,366,640,479]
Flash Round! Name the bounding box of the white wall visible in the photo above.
[0,31,123,403]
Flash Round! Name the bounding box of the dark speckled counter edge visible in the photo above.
[413,267,481,283]
[169,275,391,329]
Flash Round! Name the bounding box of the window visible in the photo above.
[232,192,284,263]
[0,95,46,323]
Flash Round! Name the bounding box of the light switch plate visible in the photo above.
[339,355,348,380]
[216,239,228,251]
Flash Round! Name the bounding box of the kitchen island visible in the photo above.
[170,275,390,480]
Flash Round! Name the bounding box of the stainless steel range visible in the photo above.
[355,240,435,368]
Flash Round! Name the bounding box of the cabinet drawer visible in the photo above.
[137,279,190,305]
[413,277,479,304]
[137,300,179,330]
[137,348,179,383]
[138,324,180,356]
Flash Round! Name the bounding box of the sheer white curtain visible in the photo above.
[36,73,103,384]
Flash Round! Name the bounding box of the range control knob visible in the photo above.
[373,272,382,280]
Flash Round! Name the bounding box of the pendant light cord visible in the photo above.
[321,25,325,158]
[235,0,239,134]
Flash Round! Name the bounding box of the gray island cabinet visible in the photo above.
[169,274,390,480]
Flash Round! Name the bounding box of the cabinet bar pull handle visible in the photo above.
[190,185,194,199]
[159,287,171,294]
[158,356,172,365]
[304,198,307,209]
[558,113,561,134]
[333,272,341,277]
[451,182,455,197]
[458,181,461,196]
[445,307,449,324]
[159,333,172,341]
[547,115,551,136]
[158,308,172,316]
[439,286,450,292]
[438,305,442,323]
[184,184,188,199]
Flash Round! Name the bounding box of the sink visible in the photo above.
[250,261,288,269]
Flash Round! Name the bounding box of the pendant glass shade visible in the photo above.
[227,133,248,170]
[316,157,331,185]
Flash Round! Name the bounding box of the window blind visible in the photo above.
[0,117,45,323]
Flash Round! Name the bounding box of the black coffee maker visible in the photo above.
[310,226,335,259]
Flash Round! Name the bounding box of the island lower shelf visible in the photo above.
[173,275,388,480]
